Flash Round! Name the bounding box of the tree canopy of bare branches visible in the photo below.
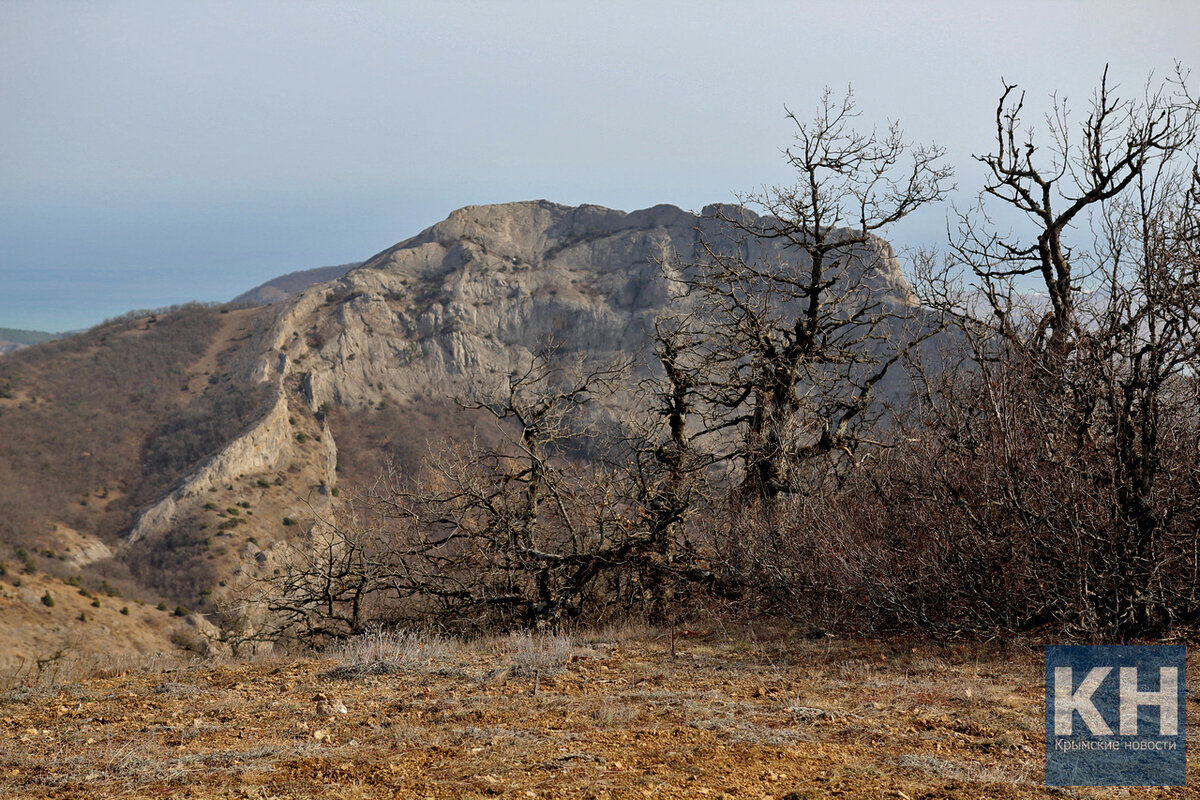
[668,87,953,503]
[919,65,1200,638]
[262,72,1200,644]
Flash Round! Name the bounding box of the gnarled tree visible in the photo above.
[928,65,1200,638]
[672,87,952,504]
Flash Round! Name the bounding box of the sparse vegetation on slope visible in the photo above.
[0,628,1137,800]
[0,304,276,665]
[0,306,228,549]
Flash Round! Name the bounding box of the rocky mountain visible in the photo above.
[261,200,914,409]
[0,200,929,659]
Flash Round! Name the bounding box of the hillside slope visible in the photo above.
[1,201,932,658]
[0,328,58,356]
[231,262,363,306]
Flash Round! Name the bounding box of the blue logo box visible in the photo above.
[1045,645,1185,786]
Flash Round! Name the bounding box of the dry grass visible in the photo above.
[0,647,192,695]
[0,305,275,615]
[323,629,467,679]
[3,628,1195,799]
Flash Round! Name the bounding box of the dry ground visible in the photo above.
[1,627,1196,799]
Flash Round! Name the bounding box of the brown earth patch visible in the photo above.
[2,629,1194,799]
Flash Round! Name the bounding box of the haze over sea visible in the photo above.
[2,1,1197,332]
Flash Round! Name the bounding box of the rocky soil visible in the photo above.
[3,628,1193,799]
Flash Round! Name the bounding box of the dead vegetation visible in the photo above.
[7,626,1185,800]
[0,304,270,557]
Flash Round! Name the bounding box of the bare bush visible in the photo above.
[264,351,718,641]
[698,69,1200,641]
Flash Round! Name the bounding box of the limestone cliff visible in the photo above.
[282,200,913,412]
[121,200,923,627]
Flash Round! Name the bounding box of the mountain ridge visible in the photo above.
[0,328,59,356]
[231,262,364,306]
[1,199,928,657]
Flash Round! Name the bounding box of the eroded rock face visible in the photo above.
[123,200,920,617]
[288,200,915,412]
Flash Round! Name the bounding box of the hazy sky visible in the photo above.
[2,1,1198,332]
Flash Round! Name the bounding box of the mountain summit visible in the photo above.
[0,201,922,657]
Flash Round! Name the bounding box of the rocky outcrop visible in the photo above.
[284,201,917,414]
[122,200,924,615]
[50,525,114,569]
[125,389,333,544]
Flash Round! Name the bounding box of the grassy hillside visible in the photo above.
[0,567,191,676]
[0,304,271,593]
[0,297,526,656]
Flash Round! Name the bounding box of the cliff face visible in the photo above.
[294,202,700,410]
[279,200,913,412]
[120,200,922,627]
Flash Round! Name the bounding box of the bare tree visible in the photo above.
[953,66,1197,356]
[671,87,952,504]
[262,508,397,642]
[366,354,635,630]
[619,316,722,620]
[926,65,1200,638]
[263,350,724,639]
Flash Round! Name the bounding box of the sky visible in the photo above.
[2,1,1199,332]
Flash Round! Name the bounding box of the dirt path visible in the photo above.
[178,307,263,402]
